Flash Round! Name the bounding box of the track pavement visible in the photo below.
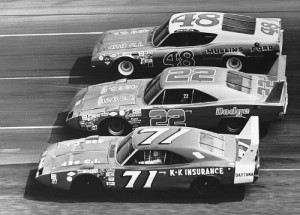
[0,0,299,214]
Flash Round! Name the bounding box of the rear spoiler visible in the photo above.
[268,55,286,81]
[236,116,259,163]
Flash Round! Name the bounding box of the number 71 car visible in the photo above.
[36,116,260,196]
[66,55,287,135]
[91,12,283,77]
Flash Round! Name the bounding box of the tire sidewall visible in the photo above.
[113,58,137,77]
[224,56,244,71]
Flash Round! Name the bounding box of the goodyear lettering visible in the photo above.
[216,107,250,116]
[170,168,223,176]
[235,172,254,177]
[206,47,243,55]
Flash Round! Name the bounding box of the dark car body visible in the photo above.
[67,56,287,135]
[91,12,283,77]
[36,117,260,195]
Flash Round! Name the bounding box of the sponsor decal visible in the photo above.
[250,45,273,52]
[51,174,57,184]
[112,29,149,36]
[98,94,135,106]
[107,42,144,50]
[235,172,254,177]
[216,107,250,116]
[206,47,243,55]
[106,182,115,186]
[77,169,100,174]
[170,168,224,176]
[61,159,101,167]
[100,85,138,94]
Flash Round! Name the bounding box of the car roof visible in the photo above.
[168,12,263,42]
[132,126,228,160]
[158,66,254,100]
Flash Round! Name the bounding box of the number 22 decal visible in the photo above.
[150,109,186,126]
[123,171,157,188]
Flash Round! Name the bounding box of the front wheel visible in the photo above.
[224,56,244,71]
[106,118,130,136]
[114,59,137,77]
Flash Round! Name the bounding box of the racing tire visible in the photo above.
[113,58,137,77]
[191,177,220,197]
[106,118,130,136]
[224,56,244,71]
[71,175,102,196]
[219,118,247,134]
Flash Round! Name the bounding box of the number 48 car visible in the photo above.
[36,117,260,196]
[91,12,283,77]
[66,55,287,135]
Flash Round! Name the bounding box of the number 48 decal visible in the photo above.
[163,50,195,67]
[123,170,157,188]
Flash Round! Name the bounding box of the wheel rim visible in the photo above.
[225,119,244,133]
[226,57,242,70]
[118,61,134,76]
[107,118,125,136]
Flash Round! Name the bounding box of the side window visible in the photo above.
[160,33,180,47]
[151,90,165,105]
[192,89,218,103]
[126,150,167,165]
[160,32,217,47]
[167,152,189,164]
[163,89,193,105]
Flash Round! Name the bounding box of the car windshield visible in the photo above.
[153,20,170,46]
[144,74,162,104]
[116,133,135,164]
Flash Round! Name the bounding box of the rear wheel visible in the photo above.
[224,56,244,71]
[219,118,247,134]
[191,177,220,197]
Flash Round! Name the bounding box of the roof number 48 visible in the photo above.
[172,13,220,27]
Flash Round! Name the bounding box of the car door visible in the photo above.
[152,32,218,68]
[114,150,170,190]
[141,88,220,131]
[152,32,199,68]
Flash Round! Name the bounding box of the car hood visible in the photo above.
[97,27,154,52]
[79,79,143,111]
[49,136,121,170]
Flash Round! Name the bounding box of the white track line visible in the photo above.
[260,169,300,171]
[0,76,84,80]
[0,32,103,37]
[0,126,64,130]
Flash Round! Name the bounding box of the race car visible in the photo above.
[36,116,260,196]
[66,55,287,135]
[91,12,283,77]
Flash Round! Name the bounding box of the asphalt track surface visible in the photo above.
[0,0,299,214]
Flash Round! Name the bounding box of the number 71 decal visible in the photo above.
[123,170,158,188]
[138,127,190,145]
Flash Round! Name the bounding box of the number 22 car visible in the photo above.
[66,55,287,135]
[91,12,283,77]
[36,117,260,196]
